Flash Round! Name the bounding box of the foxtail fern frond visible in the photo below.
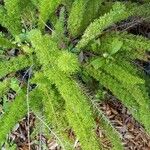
[105,32,150,54]
[88,31,150,60]
[86,65,150,133]
[91,58,144,86]
[31,72,73,149]
[0,55,33,79]
[0,79,10,97]
[76,2,131,49]
[29,30,100,149]
[0,91,27,144]
[0,34,14,49]
[29,30,79,74]
[38,0,61,30]
[0,88,42,144]
[0,6,7,29]
[0,0,150,149]
[52,7,69,46]
[2,0,37,35]
[113,57,141,77]
[99,117,123,150]
[92,100,124,150]
[118,32,150,52]
[28,30,60,66]
[4,0,22,35]
[76,2,150,49]
[79,84,124,150]
[46,68,100,150]
[68,0,103,37]
[133,2,150,19]
[85,65,140,116]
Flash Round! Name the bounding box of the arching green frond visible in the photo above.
[118,32,150,52]
[0,55,33,79]
[100,117,123,150]
[106,32,150,53]
[0,34,14,49]
[29,30,100,149]
[29,30,79,74]
[40,85,73,149]
[88,31,150,60]
[76,2,132,49]
[0,79,10,97]
[0,6,6,27]
[133,2,150,19]
[85,65,140,116]
[46,68,100,150]
[0,88,42,144]
[68,0,103,37]
[29,30,99,149]
[20,0,38,29]
[38,0,61,30]
[28,30,60,66]
[52,7,69,46]
[31,72,73,149]
[0,91,26,144]
[4,0,22,35]
[3,0,38,35]
[86,66,150,133]
[94,105,123,150]
[91,58,144,85]
[113,57,142,78]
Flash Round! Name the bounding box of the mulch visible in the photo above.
[7,98,150,150]
[100,99,150,150]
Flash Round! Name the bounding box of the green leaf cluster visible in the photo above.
[0,0,150,149]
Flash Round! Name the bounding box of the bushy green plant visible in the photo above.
[0,0,150,149]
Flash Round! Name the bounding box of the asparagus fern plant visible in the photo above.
[0,0,150,149]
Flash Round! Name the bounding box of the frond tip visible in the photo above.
[57,51,79,74]
[76,2,131,49]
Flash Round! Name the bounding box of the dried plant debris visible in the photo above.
[6,98,150,150]
[100,98,150,150]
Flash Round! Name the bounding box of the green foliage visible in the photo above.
[0,34,14,49]
[85,64,150,132]
[32,73,73,149]
[52,6,70,48]
[4,0,22,35]
[0,89,42,144]
[1,0,37,35]
[29,30,100,149]
[0,91,26,143]
[76,2,131,49]
[0,79,10,97]
[68,0,103,37]
[100,32,150,59]
[0,0,150,149]
[38,0,62,30]
[95,106,124,150]
[47,69,100,150]
[76,2,150,49]
[0,55,33,78]
[0,6,7,32]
